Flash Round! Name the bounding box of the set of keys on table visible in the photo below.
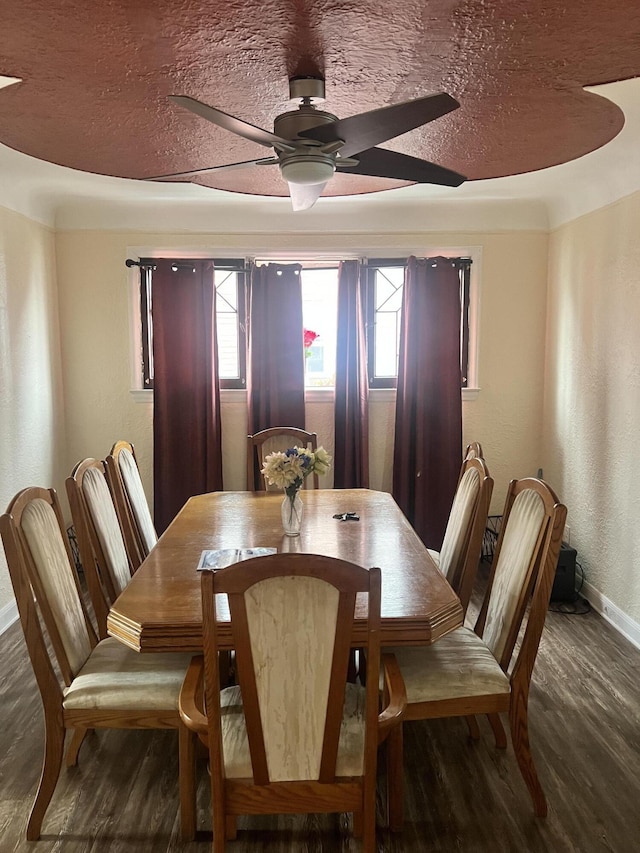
[332,511,360,522]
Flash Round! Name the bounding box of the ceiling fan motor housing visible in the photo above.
[273,106,338,142]
[275,105,340,185]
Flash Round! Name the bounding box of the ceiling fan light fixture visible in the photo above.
[280,157,335,186]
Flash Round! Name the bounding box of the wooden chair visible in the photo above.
[179,553,406,851]
[427,457,493,616]
[105,440,157,568]
[0,487,197,841]
[386,477,566,830]
[66,457,136,639]
[246,427,319,491]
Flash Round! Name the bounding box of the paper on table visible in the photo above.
[196,547,277,570]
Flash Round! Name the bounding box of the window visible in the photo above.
[301,267,339,388]
[139,258,246,390]
[365,258,472,389]
[138,256,473,392]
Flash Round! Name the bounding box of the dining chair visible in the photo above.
[427,456,493,616]
[246,427,318,491]
[0,486,197,842]
[385,477,566,830]
[105,439,157,568]
[66,457,136,639]
[179,553,406,851]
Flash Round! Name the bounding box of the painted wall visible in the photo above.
[54,228,549,518]
[543,191,640,623]
[0,206,65,619]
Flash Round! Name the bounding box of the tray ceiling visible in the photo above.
[0,1,639,201]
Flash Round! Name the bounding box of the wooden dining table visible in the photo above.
[107,488,463,653]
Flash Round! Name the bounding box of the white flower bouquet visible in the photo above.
[261,445,332,498]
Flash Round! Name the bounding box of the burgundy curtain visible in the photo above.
[152,259,223,534]
[247,262,306,433]
[334,260,369,488]
[393,256,462,548]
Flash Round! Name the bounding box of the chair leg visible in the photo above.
[212,788,227,853]
[352,810,363,837]
[386,722,404,832]
[225,815,237,840]
[27,715,65,840]
[488,713,507,749]
[179,723,197,842]
[465,715,481,740]
[509,699,547,817]
[65,727,88,767]
[362,800,376,853]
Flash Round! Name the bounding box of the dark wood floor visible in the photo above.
[2,576,640,852]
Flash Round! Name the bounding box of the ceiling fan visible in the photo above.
[150,77,466,211]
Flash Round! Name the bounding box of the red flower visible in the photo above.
[303,328,319,350]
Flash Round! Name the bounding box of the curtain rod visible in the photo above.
[127,256,472,271]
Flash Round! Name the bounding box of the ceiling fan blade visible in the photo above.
[337,147,465,187]
[169,95,296,152]
[288,181,327,211]
[146,157,278,181]
[299,92,459,158]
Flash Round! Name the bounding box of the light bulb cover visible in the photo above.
[280,157,335,186]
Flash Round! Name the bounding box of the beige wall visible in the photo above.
[5,196,640,636]
[544,191,640,622]
[0,206,65,616]
[54,229,549,517]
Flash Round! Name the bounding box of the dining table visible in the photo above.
[107,488,463,653]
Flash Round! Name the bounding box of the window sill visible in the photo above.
[131,387,480,403]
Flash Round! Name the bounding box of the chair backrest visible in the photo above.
[464,441,484,461]
[246,427,319,491]
[0,487,97,697]
[475,478,566,681]
[202,553,380,786]
[439,456,493,614]
[66,458,134,638]
[105,440,157,566]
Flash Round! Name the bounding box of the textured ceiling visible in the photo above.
[0,0,639,201]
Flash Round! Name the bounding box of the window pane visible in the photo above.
[374,312,400,377]
[301,268,338,387]
[373,267,404,380]
[215,270,240,380]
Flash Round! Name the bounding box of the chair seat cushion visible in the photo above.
[219,682,366,779]
[63,638,191,711]
[387,627,511,704]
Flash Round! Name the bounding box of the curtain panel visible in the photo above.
[333,259,370,488]
[246,262,306,434]
[392,256,463,548]
[152,259,223,534]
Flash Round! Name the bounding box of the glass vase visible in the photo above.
[281,489,303,536]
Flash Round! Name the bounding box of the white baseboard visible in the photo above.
[581,579,640,651]
[0,599,19,635]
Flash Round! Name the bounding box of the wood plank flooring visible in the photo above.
[2,575,640,852]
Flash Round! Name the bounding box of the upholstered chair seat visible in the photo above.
[215,681,367,780]
[387,629,510,704]
[63,638,191,711]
